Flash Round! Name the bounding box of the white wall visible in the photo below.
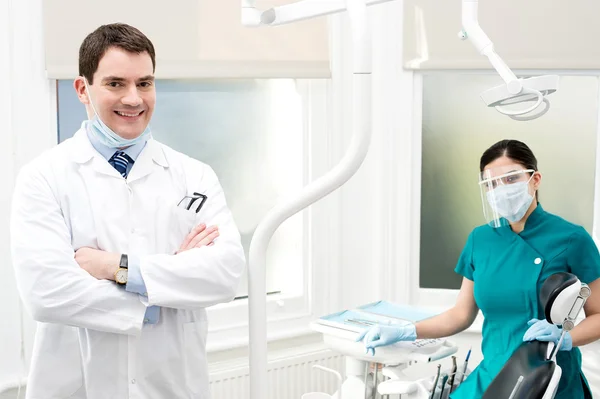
[0,0,21,392]
[1,1,600,398]
[1,0,58,394]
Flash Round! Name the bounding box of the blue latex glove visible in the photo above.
[522,318,572,351]
[355,323,417,356]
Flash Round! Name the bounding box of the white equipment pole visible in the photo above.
[241,1,384,398]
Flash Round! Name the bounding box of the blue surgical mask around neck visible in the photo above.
[83,77,151,149]
[486,181,534,223]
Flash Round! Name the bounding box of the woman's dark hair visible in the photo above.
[480,139,538,172]
[480,139,539,198]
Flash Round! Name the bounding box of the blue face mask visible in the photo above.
[83,78,152,149]
[486,181,534,223]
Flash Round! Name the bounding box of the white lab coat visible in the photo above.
[10,128,246,399]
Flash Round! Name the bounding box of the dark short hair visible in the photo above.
[78,23,156,84]
[480,139,538,172]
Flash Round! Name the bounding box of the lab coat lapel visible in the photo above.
[70,129,122,179]
[69,129,130,251]
[127,139,169,183]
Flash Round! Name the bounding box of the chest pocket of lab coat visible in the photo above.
[154,200,198,254]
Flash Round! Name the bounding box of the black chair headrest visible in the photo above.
[539,272,578,324]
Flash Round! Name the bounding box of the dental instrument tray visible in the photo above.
[310,301,457,364]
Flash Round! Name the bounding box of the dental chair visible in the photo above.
[482,272,591,399]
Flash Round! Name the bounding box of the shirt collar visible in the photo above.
[523,202,545,230]
[496,202,545,237]
[71,124,168,169]
[85,120,149,161]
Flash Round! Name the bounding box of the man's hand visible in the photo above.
[75,247,120,281]
[176,223,219,254]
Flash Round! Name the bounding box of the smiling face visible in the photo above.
[75,47,156,140]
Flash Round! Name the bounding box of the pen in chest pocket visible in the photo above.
[177,192,208,213]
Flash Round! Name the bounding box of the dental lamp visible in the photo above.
[459,0,559,121]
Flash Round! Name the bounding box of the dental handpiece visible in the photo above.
[448,356,457,392]
[439,374,449,398]
[430,364,441,399]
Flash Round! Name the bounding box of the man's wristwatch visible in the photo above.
[114,254,128,285]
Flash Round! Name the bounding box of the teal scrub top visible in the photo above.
[450,204,600,399]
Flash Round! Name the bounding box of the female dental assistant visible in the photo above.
[357,140,600,398]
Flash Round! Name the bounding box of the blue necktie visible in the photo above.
[108,151,134,178]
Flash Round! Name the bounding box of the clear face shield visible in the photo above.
[478,165,536,228]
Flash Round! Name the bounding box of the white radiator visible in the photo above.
[0,349,346,399]
[209,349,345,399]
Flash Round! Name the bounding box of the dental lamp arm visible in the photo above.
[460,0,520,92]
[460,0,558,120]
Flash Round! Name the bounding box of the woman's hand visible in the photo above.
[523,318,572,351]
[356,323,417,356]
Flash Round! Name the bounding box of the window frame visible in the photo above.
[204,78,335,350]
[49,78,335,351]
[409,70,600,322]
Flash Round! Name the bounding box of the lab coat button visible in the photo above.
[534,258,542,265]
[131,379,136,384]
